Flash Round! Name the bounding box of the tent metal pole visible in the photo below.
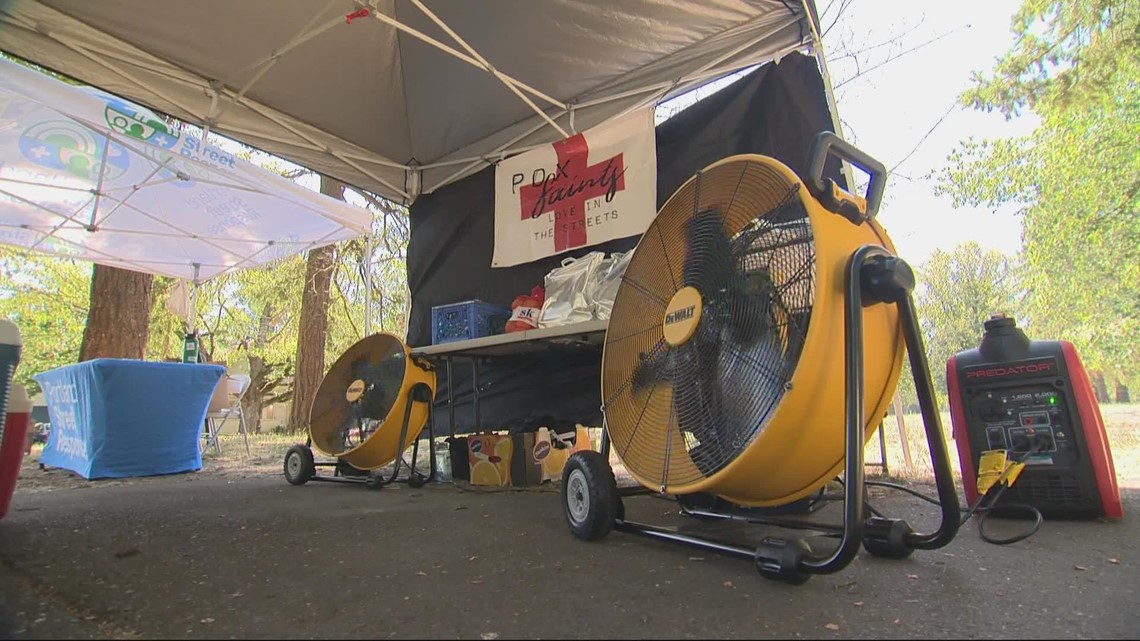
[407,0,568,139]
[625,20,793,116]
[43,30,202,121]
[89,130,113,230]
[364,234,373,337]
[366,1,566,111]
[800,0,857,191]
[189,263,200,335]
[230,95,412,200]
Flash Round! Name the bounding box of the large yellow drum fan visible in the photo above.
[560,133,962,584]
[282,332,436,489]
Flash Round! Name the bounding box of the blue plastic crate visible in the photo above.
[431,300,513,345]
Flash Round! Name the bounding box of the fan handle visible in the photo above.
[806,131,887,222]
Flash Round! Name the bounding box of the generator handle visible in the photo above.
[806,131,887,221]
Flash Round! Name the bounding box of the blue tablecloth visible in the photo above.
[34,359,225,479]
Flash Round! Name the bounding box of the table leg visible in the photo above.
[427,400,437,481]
[472,358,481,432]
[446,357,455,440]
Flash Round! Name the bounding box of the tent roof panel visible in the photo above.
[0,0,819,203]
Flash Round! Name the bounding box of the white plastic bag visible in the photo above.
[589,251,633,321]
[538,252,605,328]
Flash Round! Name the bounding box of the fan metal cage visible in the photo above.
[602,155,905,506]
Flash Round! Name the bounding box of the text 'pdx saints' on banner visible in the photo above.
[492,107,657,267]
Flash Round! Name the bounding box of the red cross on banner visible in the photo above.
[518,133,626,252]
[493,108,657,268]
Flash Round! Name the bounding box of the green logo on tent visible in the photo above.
[104,97,180,149]
[20,121,130,182]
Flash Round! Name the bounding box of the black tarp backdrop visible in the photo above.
[406,52,846,436]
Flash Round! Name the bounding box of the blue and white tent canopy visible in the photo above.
[0,56,372,281]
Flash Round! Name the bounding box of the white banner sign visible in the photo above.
[492,107,657,267]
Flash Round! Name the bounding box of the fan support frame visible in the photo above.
[581,245,962,584]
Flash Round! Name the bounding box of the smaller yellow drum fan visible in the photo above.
[283,332,436,488]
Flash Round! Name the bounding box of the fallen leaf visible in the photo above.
[1108,558,1120,565]
[894,618,901,625]
[113,548,140,559]
[723,581,734,589]
[469,556,478,561]
[853,601,864,607]
[907,574,919,580]
[470,579,484,585]
[230,591,243,598]
[416,571,427,576]
[825,623,840,631]
[1074,565,1087,571]
[200,618,215,624]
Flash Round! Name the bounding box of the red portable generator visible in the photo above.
[947,314,1122,520]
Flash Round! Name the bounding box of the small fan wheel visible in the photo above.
[284,445,315,486]
[562,451,620,541]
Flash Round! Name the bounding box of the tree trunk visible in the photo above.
[244,354,266,435]
[1115,380,1130,404]
[1091,371,1110,404]
[78,264,154,361]
[287,176,344,433]
[241,304,274,435]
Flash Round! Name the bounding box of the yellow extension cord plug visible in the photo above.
[977,449,1028,496]
[976,450,1008,495]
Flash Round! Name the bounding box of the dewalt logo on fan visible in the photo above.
[665,305,696,325]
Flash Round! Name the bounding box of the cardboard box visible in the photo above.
[510,432,544,487]
[535,426,593,482]
[467,433,512,486]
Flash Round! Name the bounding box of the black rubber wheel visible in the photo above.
[283,445,315,486]
[407,473,427,489]
[561,451,619,541]
[365,474,386,490]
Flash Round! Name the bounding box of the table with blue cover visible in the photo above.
[34,359,225,479]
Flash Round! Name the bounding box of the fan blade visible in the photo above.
[682,209,737,295]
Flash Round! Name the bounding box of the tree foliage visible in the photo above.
[960,0,1140,118]
[0,250,89,394]
[935,0,1139,389]
[914,242,1023,400]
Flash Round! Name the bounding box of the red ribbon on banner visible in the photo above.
[346,8,370,24]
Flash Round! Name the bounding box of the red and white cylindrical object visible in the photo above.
[0,318,25,520]
[0,384,31,519]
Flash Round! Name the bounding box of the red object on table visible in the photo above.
[0,384,32,520]
[505,285,545,333]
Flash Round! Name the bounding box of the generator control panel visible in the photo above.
[969,380,1075,467]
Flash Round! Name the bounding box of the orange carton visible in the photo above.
[467,433,512,486]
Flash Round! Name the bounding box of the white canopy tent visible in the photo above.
[0,0,846,206]
[0,55,376,330]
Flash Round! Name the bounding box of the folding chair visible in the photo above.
[202,374,252,457]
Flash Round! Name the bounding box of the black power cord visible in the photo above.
[864,444,1046,546]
